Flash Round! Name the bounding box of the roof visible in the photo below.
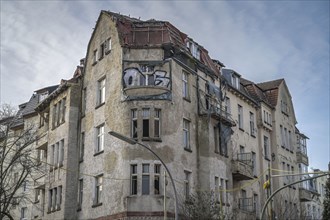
[256,78,284,91]
[102,10,219,76]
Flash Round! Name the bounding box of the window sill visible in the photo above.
[264,157,270,161]
[183,97,191,103]
[81,114,85,119]
[94,150,104,157]
[95,102,105,110]
[184,147,192,153]
[141,137,162,142]
[105,50,111,55]
[77,207,81,212]
[79,158,84,163]
[92,61,97,66]
[239,128,244,132]
[92,203,103,208]
[98,56,104,61]
[251,134,256,138]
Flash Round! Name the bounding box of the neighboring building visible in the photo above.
[3,10,326,220]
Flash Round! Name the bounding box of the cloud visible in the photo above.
[1,1,329,170]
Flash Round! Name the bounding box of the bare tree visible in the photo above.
[181,190,237,220]
[0,104,40,220]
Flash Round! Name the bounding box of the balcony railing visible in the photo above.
[239,197,255,212]
[296,151,309,165]
[299,187,319,202]
[232,153,253,181]
[206,105,236,127]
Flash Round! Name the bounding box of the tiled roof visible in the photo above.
[103,11,219,76]
[241,78,273,108]
[256,79,284,91]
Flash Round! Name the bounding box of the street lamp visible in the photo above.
[109,131,179,220]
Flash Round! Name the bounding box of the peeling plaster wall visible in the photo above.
[45,84,80,220]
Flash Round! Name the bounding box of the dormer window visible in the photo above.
[39,92,48,102]
[232,74,240,89]
[186,40,200,60]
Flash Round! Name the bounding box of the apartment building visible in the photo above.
[2,10,325,220]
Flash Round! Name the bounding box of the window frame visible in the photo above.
[95,124,105,154]
[183,119,190,151]
[130,164,138,195]
[94,174,103,206]
[182,71,189,99]
[97,78,106,107]
[238,104,243,130]
[142,164,150,195]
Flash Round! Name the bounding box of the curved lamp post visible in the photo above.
[109,131,179,220]
[260,172,329,220]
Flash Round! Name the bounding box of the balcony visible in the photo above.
[123,67,171,99]
[209,105,236,127]
[299,187,319,202]
[296,151,309,165]
[36,130,48,150]
[232,153,254,181]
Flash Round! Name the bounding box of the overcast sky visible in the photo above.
[1,1,329,171]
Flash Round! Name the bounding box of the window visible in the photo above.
[154,164,161,195]
[131,109,138,138]
[142,108,150,138]
[51,140,64,168]
[78,179,83,209]
[142,164,150,195]
[35,188,41,203]
[131,165,138,195]
[264,136,269,160]
[214,126,219,153]
[182,71,189,99]
[240,190,247,211]
[252,152,257,176]
[284,127,288,149]
[184,171,191,200]
[21,207,27,219]
[99,43,105,60]
[14,172,18,182]
[23,181,28,192]
[154,109,161,138]
[79,133,85,161]
[59,139,64,166]
[94,175,103,205]
[291,166,295,183]
[96,125,104,153]
[254,194,258,214]
[288,130,292,151]
[105,38,112,54]
[250,112,255,136]
[220,178,225,204]
[183,119,190,150]
[238,105,243,130]
[52,98,66,128]
[280,125,285,147]
[48,186,62,212]
[232,74,240,89]
[82,88,86,116]
[281,99,288,115]
[225,180,229,205]
[225,97,231,115]
[131,108,161,140]
[215,177,220,202]
[140,65,155,86]
[37,149,46,165]
[93,50,98,64]
[97,78,105,106]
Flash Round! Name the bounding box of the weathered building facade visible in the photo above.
[3,10,326,220]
